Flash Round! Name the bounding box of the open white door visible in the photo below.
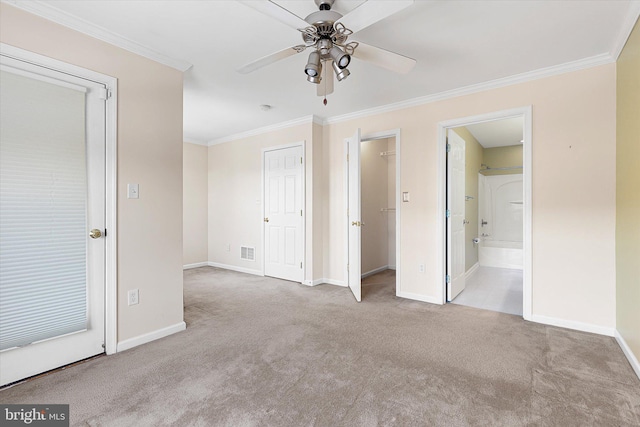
[0,57,106,386]
[346,129,362,301]
[447,129,466,301]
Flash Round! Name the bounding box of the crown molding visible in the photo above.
[2,0,192,72]
[611,1,640,60]
[183,138,208,146]
[208,115,318,146]
[325,53,614,125]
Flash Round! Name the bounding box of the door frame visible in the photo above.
[1,43,119,354]
[261,141,306,284]
[437,106,532,320]
[344,129,402,297]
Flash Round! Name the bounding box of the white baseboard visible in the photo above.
[531,314,615,337]
[361,265,389,279]
[465,262,479,279]
[117,321,186,352]
[615,330,640,380]
[396,291,442,305]
[388,265,396,270]
[207,261,262,276]
[183,262,208,270]
[311,278,346,287]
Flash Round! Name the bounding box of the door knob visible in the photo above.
[89,229,102,239]
[351,221,361,227]
[264,218,269,223]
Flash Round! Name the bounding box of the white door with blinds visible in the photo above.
[0,56,106,386]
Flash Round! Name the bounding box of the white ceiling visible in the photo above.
[8,0,638,144]
[465,117,524,148]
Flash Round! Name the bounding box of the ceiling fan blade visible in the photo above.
[238,0,310,30]
[336,0,414,34]
[317,61,334,97]
[237,45,306,74]
[352,42,416,74]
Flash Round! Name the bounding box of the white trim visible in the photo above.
[183,138,208,147]
[464,262,479,280]
[116,322,186,352]
[396,291,441,305]
[437,106,533,319]
[207,261,262,276]
[531,315,615,337]
[615,330,640,380]
[1,0,192,72]
[311,278,346,287]
[209,116,319,146]
[324,54,612,126]
[183,262,208,270]
[361,265,389,279]
[611,2,640,60]
[0,43,119,356]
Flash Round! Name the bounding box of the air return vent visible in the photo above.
[240,246,255,261]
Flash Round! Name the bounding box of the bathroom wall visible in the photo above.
[483,145,523,175]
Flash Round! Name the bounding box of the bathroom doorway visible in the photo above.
[439,108,532,319]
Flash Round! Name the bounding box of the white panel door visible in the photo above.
[0,58,106,386]
[347,129,362,302]
[264,146,303,282]
[447,129,466,301]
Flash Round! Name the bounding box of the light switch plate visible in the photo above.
[402,191,410,202]
[127,184,139,199]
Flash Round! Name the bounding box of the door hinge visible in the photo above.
[300,210,303,217]
[347,263,349,271]
[347,153,349,162]
[445,210,450,218]
[300,262,302,269]
[446,143,451,153]
[446,275,451,284]
[300,157,303,164]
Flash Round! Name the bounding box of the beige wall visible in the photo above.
[207,123,319,282]
[183,142,208,266]
[616,19,640,366]
[323,64,616,329]
[452,127,483,271]
[361,138,390,274]
[0,4,185,342]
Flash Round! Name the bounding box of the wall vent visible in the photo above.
[240,246,255,261]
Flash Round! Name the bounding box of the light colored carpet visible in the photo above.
[1,267,639,426]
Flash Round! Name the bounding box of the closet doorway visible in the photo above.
[345,129,400,302]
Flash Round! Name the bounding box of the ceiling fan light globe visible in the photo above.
[329,46,350,69]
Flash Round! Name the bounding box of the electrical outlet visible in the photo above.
[128,289,139,306]
[419,263,425,273]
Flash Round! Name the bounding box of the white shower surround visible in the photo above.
[478,173,524,270]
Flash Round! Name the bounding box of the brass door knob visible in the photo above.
[89,229,102,239]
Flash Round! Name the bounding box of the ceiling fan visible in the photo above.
[237,0,416,102]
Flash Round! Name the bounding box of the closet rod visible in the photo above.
[380,150,396,157]
[380,208,396,212]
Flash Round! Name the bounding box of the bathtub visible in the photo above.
[479,240,523,270]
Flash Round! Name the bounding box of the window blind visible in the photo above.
[0,70,88,351]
